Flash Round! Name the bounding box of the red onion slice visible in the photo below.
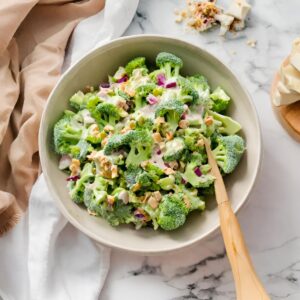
[157,73,166,86]
[165,80,177,88]
[146,94,158,105]
[194,167,202,177]
[66,175,80,182]
[117,75,128,83]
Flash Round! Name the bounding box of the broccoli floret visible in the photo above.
[134,83,156,111]
[103,199,133,226]
[156,52,183,79]
[210,87,230,112]
[183,154,215,188]
[157,175,175,191]
[136,172,155,189]
[125,130,153,166]
[70,140,93,161]
[175,185,206,212]
[104,134,128,155]
[70,91,100,111]
[53,111,83,155]
[188,74,211,107]
[157,194,188,230]
[208,110,241,135]
[212,135,245,174]
[155,99,184,132]
[125,57,147,76]
[181,128,205,152]
[96,102,128,127]
[85,124,102,144]
[124,165,142,189]
[135,115,154,131]
[178,77,199,104]
[142,161,164,177]
[69,163,94,204]
[163,137,186,162]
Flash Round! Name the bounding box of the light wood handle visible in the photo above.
[218,201,270,300]
[204,138,270,299]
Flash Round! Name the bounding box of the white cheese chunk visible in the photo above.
[226,0,251,21]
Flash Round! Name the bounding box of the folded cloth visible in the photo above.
[0,0,139,299]
[0,0,105,234]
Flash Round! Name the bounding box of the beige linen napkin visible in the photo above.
[0,0,104,234]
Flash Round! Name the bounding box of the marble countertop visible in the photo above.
[100,1,300,299]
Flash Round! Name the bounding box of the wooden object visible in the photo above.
[204,139,270,300]
[271,73,300,142]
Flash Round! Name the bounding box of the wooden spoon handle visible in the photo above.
[218,201,270,300]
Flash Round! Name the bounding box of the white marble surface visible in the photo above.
[100,1,300,299]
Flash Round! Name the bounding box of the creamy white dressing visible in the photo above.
[149,146,166,169]
[136,104,158,119]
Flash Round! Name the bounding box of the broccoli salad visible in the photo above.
[52,52,245,231]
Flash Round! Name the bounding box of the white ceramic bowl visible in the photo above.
[39,35,262,254]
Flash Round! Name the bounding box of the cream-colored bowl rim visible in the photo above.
[39,34,262,254]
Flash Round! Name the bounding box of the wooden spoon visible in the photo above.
[204,138,270,300]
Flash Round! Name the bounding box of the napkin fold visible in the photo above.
[0,0,105,235]
[0,0,139,299]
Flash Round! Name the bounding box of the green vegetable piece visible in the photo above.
[208,110,242,135]
[125,57,146,75]
[69,163,94,204]
[125,130,153,166]
[157,176,175,191]
[157,194,188,231]
[212,135,245,174]
[163,137,185,162]
[188,74,211,107]
[210,87,231,112]
[134,83,156,111]
[155,99,184,132]
[53,111,83,155]
[156,52,183,79]
[183,155,215,188]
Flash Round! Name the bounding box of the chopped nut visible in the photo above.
[169,161,179,170]
[111,165,118,178]
[159,142,166,151]
[70,159,80,176]
[164,167,176,175]
[87,208,97,216]
[120,127,128,134]
[196,139,205,147]
[153,191,162,202]
[155,117,165,124]
[83,85,94,93]
[152,132,163,143]
[107,195,115,205]
[104,124,114,132]
[174,8,180,15]
[246,39,257,48]
[181,10,187,18]
[166,131,174,140]
[183,196,191,209]
[179,119,189,129]
[175,15,183,23]
[132,183,141,192]
[205,116,214,126]
[101,137,108,147]
[148,196,159,209]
